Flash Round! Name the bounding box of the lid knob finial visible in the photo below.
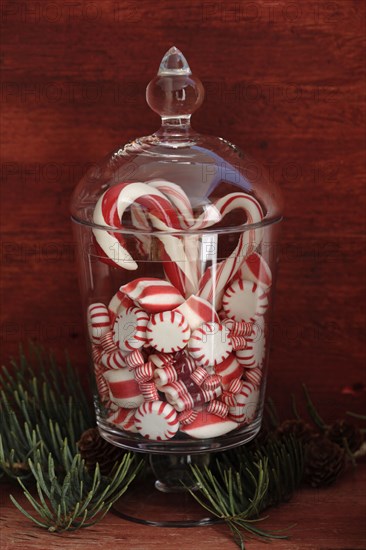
[146,47,204,125]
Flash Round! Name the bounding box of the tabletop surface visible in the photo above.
[1,463,365,550]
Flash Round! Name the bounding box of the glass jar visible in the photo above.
[71,47,283,481]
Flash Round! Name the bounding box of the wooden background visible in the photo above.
[1,0,365,422]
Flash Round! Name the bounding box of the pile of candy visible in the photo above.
[88,180,271,441]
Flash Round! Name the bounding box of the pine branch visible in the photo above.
[188,435,304,549]
[0,345,94,479]
[10,444,143,532]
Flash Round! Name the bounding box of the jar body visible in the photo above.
[72,219,281,454]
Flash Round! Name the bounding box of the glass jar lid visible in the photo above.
[71,47,283,233]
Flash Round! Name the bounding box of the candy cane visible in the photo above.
[197,193,264,308]
[147,179,194,229]
[93,182,182,270]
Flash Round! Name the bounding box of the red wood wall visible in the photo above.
[1,0,365,418]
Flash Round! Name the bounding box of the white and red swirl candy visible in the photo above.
[214,353,243,390]
[188,322,232,368]
[173,294,219,331]
[121,278,184,313]
[245,367,263,387]
[146,311,191,353]
[172,386,222,412]
[104,368,144,408]
[108,290,134,325]
[236,325,266,369]
[100,331,118,353]
[134,400,179,441]
[125,349,145,369]
[133,361,155,383]
[222,279,269,323]
[100,349,127,370]
[107,407,137,432]
[113,306,149,352]
[87,303,111,344]
[229,382,259,424]
[180,409,238,439]
[149,352,175,369]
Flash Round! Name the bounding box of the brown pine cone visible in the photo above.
[304,435,346,488]
[78,427,126,476]
[276,419,316,444]
[326,420,363,453]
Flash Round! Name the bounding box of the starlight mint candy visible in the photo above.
[222,279,269,323]
[134,401,179,440]
[146,311,191,353]
[188,322,232,368]
[113,306,149,351]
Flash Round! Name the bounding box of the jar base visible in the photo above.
[111,471,221,527]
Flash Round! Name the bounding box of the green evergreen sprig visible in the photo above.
[189,436,303,549]
[10,444,142,532]
[0,344,94,478]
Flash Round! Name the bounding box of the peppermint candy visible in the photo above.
[134,401,179,440]
[125,349,145,369]
[146,311,191,353]
[188,322,232,368]
[177,409,198,425]
[190,366,209,386]
[245,367,263,387]
[121,277,184,313]
[173,294,219,331]
[214,353,242,390]
[149,352,175,368]
[180,410,238,439]
[207,400,229,418]
[108,290,134,325]
[107,407,137,432]
[104,369,144,409]
[100,331,118,353]
[100,349,127,370]
[154,364,178,386]
[229,382,259,423]
[139,382,160,402]
[231,336,247,351]
[87,303,111,344]
[222,319,254,337]
[222,279,269,323]
[113,306,149,352]
[236,325,266,369]
[134,361,155,383]
[202,374,222,391]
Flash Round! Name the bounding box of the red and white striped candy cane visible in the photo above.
[147,179,194,229]
[196,193,264,307]
[93,182,182,269]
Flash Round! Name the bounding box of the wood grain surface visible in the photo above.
[1,464,366,549]
[1,0,365,414]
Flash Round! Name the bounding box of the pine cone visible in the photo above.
[78,428,126,476]
[304,435,346,488]
[326,420,363,453]
[276,419,316,444]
